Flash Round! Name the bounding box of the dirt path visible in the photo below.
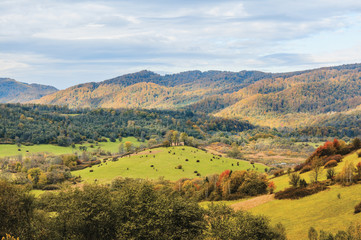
[230,194,274,211]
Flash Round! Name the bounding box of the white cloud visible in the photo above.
[0,0,361,88]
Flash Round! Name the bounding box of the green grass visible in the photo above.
[73,146,267,183]
[199,198,249,209]
[0,137,145,157]
[247,152,361,239]
[30,189,47,197]
[251,184,361,240]
[272,152,361,192]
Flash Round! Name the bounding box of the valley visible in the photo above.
[1,64,361,239]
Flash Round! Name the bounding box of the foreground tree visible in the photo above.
[205,204,286,240]
[114,181,205,240]
[38,185,117,240]
[310,157,323,183]
[0,181,34,239]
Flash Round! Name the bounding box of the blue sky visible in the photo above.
[1,0,361,89]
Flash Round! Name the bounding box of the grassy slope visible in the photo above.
[246,152,361,239]
[73,146,267,183]
[0,137,145,157]
[272,152,361,192]
[251,184,361,240]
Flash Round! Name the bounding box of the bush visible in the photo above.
[324,160,338,168]
[71,164,90,171]
[273,169,284,177]
[324,154,343,163]
[354,201,361,214]
[275,185,328,200]
[300,165,312,173]
[326,168,336,180]
[299,179,308,188]
[42,184,61,190]
[289,173,300,187]
[294,163,306,172]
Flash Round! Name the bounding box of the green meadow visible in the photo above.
[73,146,267,183]
[251,184,361,240]
[272,152,361,192]
[238,152,361,239]
[0,137,145,158]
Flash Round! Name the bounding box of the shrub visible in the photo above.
[324,154,343,163]
[90,159,101,166]
[175,165,182,169]
[275,185,328,200]
[300,165,312,173]
[294,163,306,172]
[299,179,308,188]
[324,160,338,168]
[42,184,61,190]
[71,164,90,171]
[326,168,336,180]
[268,181,276,194]
[273,169,284,177]
[289,173,300,187]
[354,201,361,214]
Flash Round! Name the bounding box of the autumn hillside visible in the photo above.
[31,64,361,129]
[32,70,271,109]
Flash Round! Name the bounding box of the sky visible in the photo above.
[1,0,361,89]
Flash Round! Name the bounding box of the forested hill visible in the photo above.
[30,63,361,129]
[0,78,57,103]
[0,104,254,145]
[32,70,273,108]
[216,63,361,127]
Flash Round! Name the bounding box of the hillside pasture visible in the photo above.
[272,151,361,192]
[73,146,267,183]
[0,137,145,157]
[250,184,361,240]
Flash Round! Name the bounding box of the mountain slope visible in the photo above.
[32,64,361,129]
[215,64,361,127]
[33,70,271,109]
[0,78,58,103]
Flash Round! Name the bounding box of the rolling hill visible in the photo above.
[216,64,361,128]
[32,70,272,108]
[0,78,57,103]
[31,63,361,130]
[73,146,267,182]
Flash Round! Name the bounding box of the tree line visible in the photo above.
[0,104,254,146]
[0,180,286,240]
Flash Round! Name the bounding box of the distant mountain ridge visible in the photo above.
[29,63,361,128]
[32,70,272,109]
[0,78,58,103]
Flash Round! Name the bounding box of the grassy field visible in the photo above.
[0,137,145,157]
[199,199,249,209]
[251,184,361,240]
[272,152,361,192]
[73,146,267,183]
